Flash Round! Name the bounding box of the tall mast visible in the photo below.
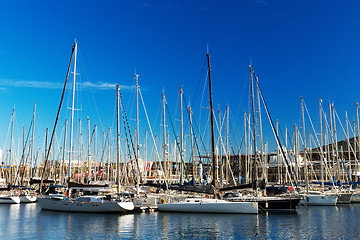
[346,111,351,181]
[275,120,280,183]
[29,102,36,184]
[180,86,184,184]
[328,103,336,180]
[116,84,121,193]
[301,97,308,193]
[226,105,229,184]
[79,119,82,182]
[68,41,78,180]
[40,42,75,192]
[294,124,299,182]
[44,128,48,181]
[162,93,167,179]
[255,75,265,186]
[9,108,15,185]
[189,106,195,180]
[87,117,91,182]
[107,127,111,182]
[136,74,139,159]
[94,125,97,178]
[319,99,324,192]
[308,131,312,183]
[244,111,248,183]
[218,109,222,186]
[135,73,140,193]
[356,102,359,160]
[207,53,217,194]
[249,65,257,193]
[332,105,340,181]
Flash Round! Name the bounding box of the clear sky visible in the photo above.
[0,0,360,163]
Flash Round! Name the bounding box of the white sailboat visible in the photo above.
[38,42,134,213]
[158,52,258,214]
[0,112,21,204]
[299,191,338,206]
[158,197,258,214]
[38,195,134,213]
[19,194,37,203]
[299,99,338,206]
[0,194,20,204]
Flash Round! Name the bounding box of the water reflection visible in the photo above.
[0,203,38,239]
[1,204,360,239]
[158,212,260,239]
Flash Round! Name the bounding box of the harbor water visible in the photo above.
[2,203,360,239]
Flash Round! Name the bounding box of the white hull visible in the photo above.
[351,193,360,203]
[19,195,37,203]
[0,195,20,204]
[133,194,160,208]
[299,194,337,206]
[158,198,258,214]
[38,197,134,213]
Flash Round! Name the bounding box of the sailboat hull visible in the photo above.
[19,195,37,203]
[299,194,337,206]
[0,195,20,204]
[225,196,300,212]
[158,198,258,214]
[350,193,360,203]
[38,197,134,213]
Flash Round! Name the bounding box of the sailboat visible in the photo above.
[0,110,21,204]
[297,98,338,206]
[38,182,134,213]
[222,65,301,212]
[158,52,258,214]
[38,42,134,213]
[16,103,38,203]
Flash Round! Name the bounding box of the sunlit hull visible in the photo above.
[19,195,37,203]
[0,195,20,204]
[158,198,258,214]
[299,194,337,206]
[38,197,134,213]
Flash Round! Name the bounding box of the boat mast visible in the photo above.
[79,119,82,182]
[29,102,36,184]
[319,98,324,192]
[357,102,359,160]
[87,117,91,182]
[189,106,195,180]
[218,109,222,186]
[162,93,167,180]
[301,97,309,193]
[135,73,140,194]
[68,41,78,181]
[244,111,248,183]
[40,42,75,193]
[206,53,217,195]
[61,119,67,185]
[249,65,258,194]
[180,86,184,184]
[226,105,229,184]
[255,75,265,189]
[346,111,351,182]
[107,127,111,182]
[9,108,15,185]
[116,84,121,193]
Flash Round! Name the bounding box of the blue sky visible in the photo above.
[0,0,360,163]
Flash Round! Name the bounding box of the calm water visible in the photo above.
[1,203,360,239]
